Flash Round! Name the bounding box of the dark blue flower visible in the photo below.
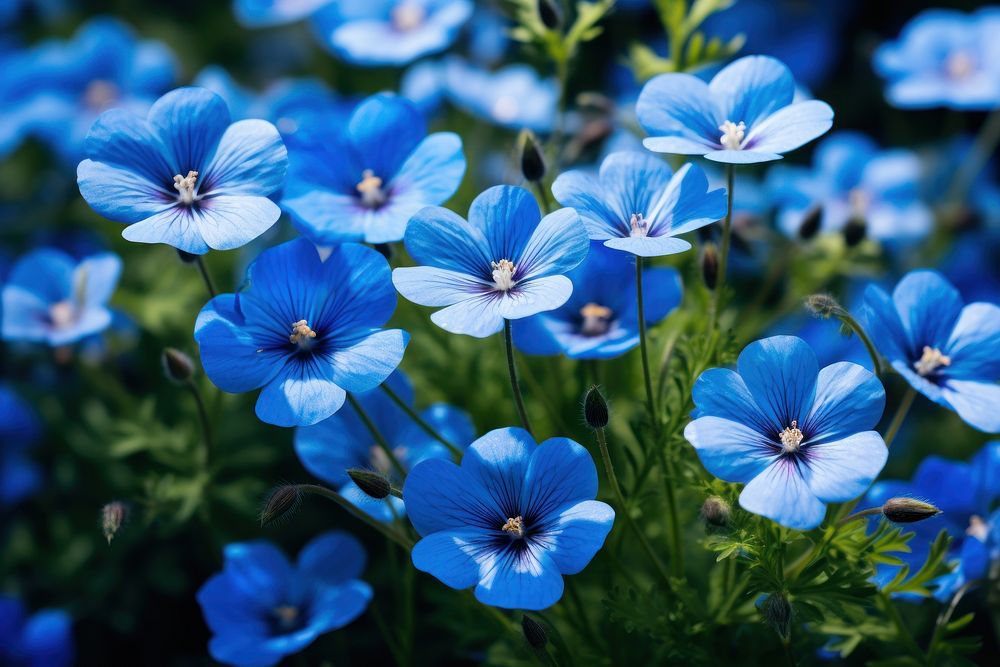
[197,532,372,667]
[295,370,474,521]
[685,335,888,530]
[2,248,121,347]
[0,386,42,507]
[873,8,1000,110]
[404,427,614,610]
[513,242,682,359]
[392,185,589,338]
[861,270,1000,433]
[194,239,408,427]
[637,55,833,164]
[78,86,288,254]
[443,58,558,133]
[0,596,73,667]
[552,151,727,257]
[282,93,464,245]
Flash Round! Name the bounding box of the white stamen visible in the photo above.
[502,515,525,538]
[914,346,951,377]
[848,188,870,220]
[48,300,76,329]
[289,319,317,348]
[719,120,746,151]
[173,170,199,205]
[946,51,976,79]
[356,169,387,208]
[491,259,516,291]
[629,212,649,238]
[580,303,613,336]
[967,515,989,541]
[392,2,425,31]
[779,420,804,454]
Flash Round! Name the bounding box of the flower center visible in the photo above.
[84,79,119,110]
[580,303,613,336]
[289,320,317,349]
[492,96,519,123]
[502,515,525,538]
[848,188,870,220]
[779,420,804,454]
[272,605,300,630]
[392,2,425,31]
[48,300,77,329]
[719,120,746,151]
[491,259,516,291]
[914,346,951,377]
[173,170,199,205]
[356,169,387,208]
[629,212,649,238]
[967,515,989,541]
[946,51,976,79]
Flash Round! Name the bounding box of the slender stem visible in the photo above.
[879,592,924,658]
[657,443,684,578]
[837,310,884,376]
[380,384,463,460]
[945,106,1000,208]
[596,427,673,585]
[186,380,212,467]
[347,394,407,477]
[635,257,657,425]
[299,484,414,548]
[836,506,883,527]
[503,319,534,436]
[710,164,735,329]
[532,180,552,214]
[884,387,917,448]
[194,256,218,298]
[930,580,976,657]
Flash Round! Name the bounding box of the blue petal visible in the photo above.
[743,101,834,156]
[519,437,598,523]
[307,580,372,634]
[255,358,346,427]
[736,335,819,430]
[650,162,728,237]
[912,456,977,516]
[234,0,330,27]
[195,195,283,251]
[801,431,888,503]
[77,159,172,223]
[684,416,776,482]
[636,73,720,151]
[944,303,1000,381]
[325,328,408,394]
[392,266,490,307]
[474,546,564,610]
[348,94,425,179]
[195,294,284,393]
[147,87,230,171]
[892,270,963,350]
[550,169,620,240]
[282,189,367,245]
[469,185,540,263]
[941,380,1000,433]
[463,427,534,509]
[411,528,489,590]
[497,276,574,321]
[402,204,492,274]
[691,367,774,435]
[21,610,74,667]
[222,541,296,609]
[390,131,466,209]
[197,573,270,637]
[429,293,506,338]
[6,248,74,303]
[603,236,691,257]
[709,55,795,128]
[704,149,784,164]
[516,208,589,281]
[319,243,400,330]
[803,362,885,443]
[543,500,614,574]
[739,458,827,530]
[295,420,373,487]
[297,531,367,585]
[121,207,211,254]
[970,441,1000,502]
[202,119,287,196]
[403,458,493,535]
[83,107,173,187]
[861,284,909,363]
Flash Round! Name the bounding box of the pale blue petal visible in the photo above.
[643,136,716,155]
[941,380,1000,433]
[709,55,795,129]
[121,207,210,254]
[690,368,774,435]
[739,458,827,530]
[429,293,506,338]
[282,189,367,245]
[325,328,408,394]
[474,546,564,610]
[802,431,888,503]
[603,235,691,257]
[147,87,230,171]
[255,359,346,427]
[650,162,728,237]
[636,73,720,149]
[390,132,465,206]
[542,500,614,574]
[201,119,287,196]
[736,335,819,430]
[469,185,540,263]
[196,195,282,251]
[704,149,783,164]
[497,276,574,321]
[803,362,885,443]
[684,416,776,483]
[744,101,834,155]
[77,159,172,223]
[515,208,589,281]
[392,266,490,307]
[403,205,492,274]
[411,528,488,589]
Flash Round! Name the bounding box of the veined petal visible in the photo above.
[390,131,466,207]
[429,293,506,338]
[403,205,493,275]
[603,235,692,257]
[649,162,727,237]
[892,270,963,350]
[516,208,589,281]
[542,500,614,575]
[403,458,496,534]
[684,416,776,483]
[636,73,721,149]
[121,207,210,254]
[393,266,490,307]
[411,528,489,590]
[709,55,795,129]
[195,295,285,393]
[474,545,564,610]
[255,357,346,427]
[324,328,408,395]
[550,170,622,240]
[737,335,819,430]
[201,119,287,196]
[691,368,774,435]
[83,107,173,184]
[147,87,230,171]
[861,284,909,362]
[941,380,1000,433]
[496,276,574,321]
[739,458,827,530]
[522,438,598,518]
[282,187,368,245]
[77,159,173,223]
[316,243,399,330]
[804,362,886,442]
[196,195,282,251]
[469,185,540,262]
[643,135,718,155]
[801,431,888,503]
[743,101,834,155]
[463,428,534,511]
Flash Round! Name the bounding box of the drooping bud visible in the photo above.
[882,497,941,524]
[101,501,128,544]
[700,496,731,527]
[259,484,303,527]
[176,249,199,264]
[347,468,393,500]
[843,218,866,247]
[760,593,793,643]
[701,243,719,290]
[161,347,195,384]
[519,129,546,183]
[584,385,609,429]
[804,293,841,319]
[797,205,822,240]
[537,0,562,30]
[521,614,549,650]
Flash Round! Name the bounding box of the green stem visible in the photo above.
[194,256,218,298]
[503,319,534,436]
[710,164,735,330]
[836,311,884,377]
[532,180,552,214]
[299,484,413,549]
[380,383,463,460]
[836,506,883,527]
[929,581,975,658]
[945,106,1000,208]
[185,380,212,468]
[348,394,407,477]
[884,387,917,447]
[879,592,924,659]
[635,257,657,425]
[657,443,684,578]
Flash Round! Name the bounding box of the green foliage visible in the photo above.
[508,0,616,70]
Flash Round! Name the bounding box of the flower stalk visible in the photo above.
[347,394,407,477]
[503,319,535,436]
[379,383,464,460]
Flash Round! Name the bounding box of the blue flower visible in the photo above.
[233,0,333,27]
[282,93,464,245]
[2,248,121,347]
[768,131,932,243]
[0,596,73,667]
[637,55,833,164]
[551,151,727,257]
[0,18,177,163]
[311,0,473,67]
[513,242,682,359]
[392,185,589,338]
[197,532,372,667]
[873,8,1000,110]
[401,60,448,117]
[194,239,408,427]
[685,335,888,530]
[404,427,614,610]
[443,58,558,133]
[0,386,42,507]
[77,86,288,255]
[295,370,474,521]
[860,270,1000,433]
[864,441,1000,600]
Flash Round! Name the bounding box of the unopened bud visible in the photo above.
[701,243,719,290]
[700,496,731,527]
[584,385,609,429]
[843,218,866,247]
[760,593,792,643]
[521,614,548,650]
[101,501,128,544]
[162,347,195,383]
[260,485,303,527]
[519,129,546,183]
[537,0,562,30]
[882,497,941,524]
[176,249,199,264]
[804,293,841,319]
[797,205,822,240]
[347,468,393,500]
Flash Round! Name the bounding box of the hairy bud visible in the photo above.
[700,496,731,528]
[347,468,393,500]
[584,385,609,429]
[701,243,719,290]
[101,501,128,544]
[797,205,822,240]
[161,347,195,383]
[537,0,562,30]
[260,485,303,527]
[521,614,549,650]
[519,129,546,183]
[843,218,866,247]
[882,497,941,524]
[760,593,793,643]
[804,293,841,319]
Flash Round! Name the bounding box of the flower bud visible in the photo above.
[701,243,719,290]
[797,205,822,240]
[882,497,941,524]
[537,0,562,30]
[519,129,546,183]
[176,249,199,264]
[584,385,609,429]
[521,614,548,650]
[259,484,303,527]
[843,217,866,247]
[161,347,195,383]
[101,501,128,544]
[347,468,393,500]
[760,593,792,642]
[804,293,841,319]
[700,496,730,527]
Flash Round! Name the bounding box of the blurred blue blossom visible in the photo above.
[78,87,288,254]
[861,270,1000,433]
[0,386,42,506]
[768,131,932,243]
[552,151,727,257]
[0,17,176,164]
[194,239,408,427]
[1,248,121,347]
[404,427,614,610]
[197,532,372,667]
[685,335,887,530]
[282,93,464,245]
[233,0,333,27]
[513,242,682,359]
[295,370,474,522]
[443,58,558,133]
[637,55,833,163]
[393,185,589,338]
[921,135,1000,233]
[864,441,1000,601]
[873,8,1000,110]
[401,59,447,117]
[466,7,509,66]
[0,596,73,667]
